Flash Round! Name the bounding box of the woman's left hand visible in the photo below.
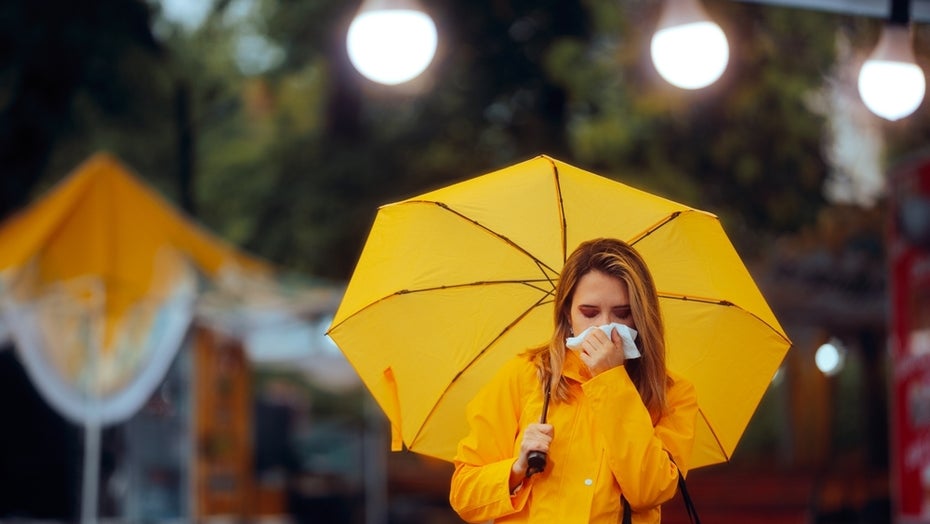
[578,327,626,376]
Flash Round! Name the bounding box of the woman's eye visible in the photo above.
[579,307,599,318]
[613,308,632,319]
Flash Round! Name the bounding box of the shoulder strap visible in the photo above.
[621,469,700,524]
[677,470,701,524]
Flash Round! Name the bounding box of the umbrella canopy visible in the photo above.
[0,152,271,425]
[0,152,350,524]
[328,155,791,469]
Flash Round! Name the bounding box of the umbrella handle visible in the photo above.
[525,382,552,478]
[526,450,547,476]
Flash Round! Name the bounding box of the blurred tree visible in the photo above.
[0,0,168,219]
[193,0,595,279]
[189,0,850,279]
[555,1,844,246]
[3,0,925,282]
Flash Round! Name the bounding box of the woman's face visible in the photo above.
[568,269,634,336]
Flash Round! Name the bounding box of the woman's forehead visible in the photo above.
[572,270,628,300]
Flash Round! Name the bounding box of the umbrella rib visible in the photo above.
[395,279,556,295]
[658,293,735,306]
[408,293,555,448]
[544,157,568,264]
[658,293,791,345]
[629,211,682,246]
[327,280,556,333]
[408,200,560,278]
[697,407,730,462]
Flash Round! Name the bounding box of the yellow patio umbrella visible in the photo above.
[0,152,270,425]
[0,152,348,523]
[328,155,791,470]
[0,152,277,523]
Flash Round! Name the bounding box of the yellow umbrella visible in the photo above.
[328,155,791,469]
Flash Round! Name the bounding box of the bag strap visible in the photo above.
[621,469,700,524]
[677,470,701,524]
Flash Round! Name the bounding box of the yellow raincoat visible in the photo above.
[450,349,698,523]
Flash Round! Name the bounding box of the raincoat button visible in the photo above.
[584,478,593,486]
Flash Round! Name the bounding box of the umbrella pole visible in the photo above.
[81,418,101,524]
[81,325,101,524]
[525,382,552,477]
[363,392,388,524]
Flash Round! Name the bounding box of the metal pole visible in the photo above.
[81,335,101,524]
[363,392,388,524]
[80,420,101,524]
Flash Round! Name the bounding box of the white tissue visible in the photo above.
[565,323,641,360]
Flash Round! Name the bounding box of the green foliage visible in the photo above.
[4,0,927,279]
[0,0,168,213]
[556,2,842,245]
[189,0,843,279]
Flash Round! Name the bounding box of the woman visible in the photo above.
[449,238,698,523]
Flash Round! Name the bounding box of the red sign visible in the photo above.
[890,154,930,522]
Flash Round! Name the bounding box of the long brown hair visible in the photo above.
[528,238,669,418]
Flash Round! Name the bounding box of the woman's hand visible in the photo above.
[578,327,626,376]
[511,422,554,481]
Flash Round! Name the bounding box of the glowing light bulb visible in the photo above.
[815,339,846,376]
[650,0,729,90]
[346,0,438,86]
[858,24,926,121]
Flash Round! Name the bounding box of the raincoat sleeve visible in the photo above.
[450,357,536,522]
[583,367,698,511]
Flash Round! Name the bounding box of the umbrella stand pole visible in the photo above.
[363,392,388,524]
[81,417,101,524]
[81,332,101,524]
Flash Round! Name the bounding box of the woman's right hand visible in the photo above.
[511,422,554,479]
